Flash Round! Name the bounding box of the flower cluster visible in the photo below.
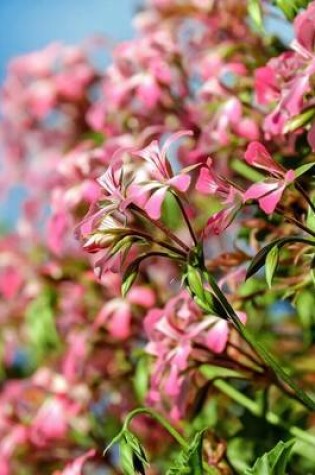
[1,1,315,474]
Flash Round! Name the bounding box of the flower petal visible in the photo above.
[144,186,168,220]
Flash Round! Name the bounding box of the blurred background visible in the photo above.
[0,0,140,228]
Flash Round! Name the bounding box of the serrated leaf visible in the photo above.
[124,431,148,475]
[167,431,204,475]
[265,245,279,288]
[120,437,135,475]
[244,439,295,475]
[294,162,315,178]
[118,431,148,475]
[248,0,263,30]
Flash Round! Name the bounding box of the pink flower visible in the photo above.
[127,285,156,308]
[244,141,284,176]
[95,299,132,339]
[196,161,242,234]
[255,66,278,106]
[196,160,229,196]
[0,265,23,300]
[54,449,96,475]
[134,130,193,219]
[203,206,237,236]
[244,142,295,214]
[144,291,235,419]
[294,2,315,53]
[244,170,295,214]
[29,396,77,447]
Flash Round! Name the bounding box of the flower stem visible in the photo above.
[122,407,188,448]
[173,193,198,246]
[202,268,315,411]
[131,204,190,253]
[295,182,315,215]
[213,379,315,447]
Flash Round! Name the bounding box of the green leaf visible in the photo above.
[200,364,244,380]
[26,292,60,363]
[294,162,315,178]
[306,197,315,231]
[246,237,315,280]
[265,245,279,288]
[186,265,205,300]
[117,430,148,475]
[133,355,149,403]
[274,0,312,19]
[121,261,140,297]
[283,108,315,134]
[231,158,264,183]
[244,439,295,475]
[246,241,280,280]
[120,437,135,475]
[124,431,148,475]
[248,0,264,30]
[295,289,315,345]
[167,431,205,475]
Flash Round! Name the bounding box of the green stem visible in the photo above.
[295,182,315,215]
[122,407,188,449]
[213,379,315,447]
[131,204,191,253]
[202,268,315,411]
[173,193,198,246]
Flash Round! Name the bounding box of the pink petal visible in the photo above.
[244,181,278,201]
[244,142,283,175]
[165,365,181,397]
[137,80,161,109]
[236,118,260,140]
[258,185,285,214]
[144,186,168,220]
[196,167,218,194]
[127,286,156,308]
[161,130,193,161]
[168,174,191,192]
[56,449,96,475]
[205,320,229,354]
[254,66,278,105]
[107,306,132,340]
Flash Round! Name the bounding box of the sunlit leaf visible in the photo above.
[244,439,295,474]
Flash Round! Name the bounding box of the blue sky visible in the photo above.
[0,0,140,80]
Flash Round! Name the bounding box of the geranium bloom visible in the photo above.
[196,159,242,235]
[144,291,235,419]
[243,142,295,214]
[255,3,315,148]
[94,285,156,340]
[133,130,194,219]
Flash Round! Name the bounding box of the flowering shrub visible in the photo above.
[1,0,315,473]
